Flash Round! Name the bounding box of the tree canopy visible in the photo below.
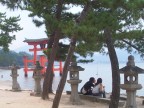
[0,11,22,51]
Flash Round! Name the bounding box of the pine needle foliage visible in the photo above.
[0,12,22,51]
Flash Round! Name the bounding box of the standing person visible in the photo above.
[92,78,106,98]
[80,77,96,95]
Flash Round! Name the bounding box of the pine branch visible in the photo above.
[121,39,143,53]
[56,0,64,20]
[75,0,98,24]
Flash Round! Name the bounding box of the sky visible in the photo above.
[0,4,83,51]
[0,5,47,50]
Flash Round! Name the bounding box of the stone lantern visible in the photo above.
[10,63,21,91]
[31,61,43,96]
[119,55,144,108]
[67,62,84,105]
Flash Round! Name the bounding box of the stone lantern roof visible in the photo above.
[119,66,144,74]
[119,55,144,74]
[68,62,84,72]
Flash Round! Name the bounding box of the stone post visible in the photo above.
[119,55,144,108]
[10,63,21,91]
[67,62,84,105]
[142,100,144,105]
[30,61,43,96]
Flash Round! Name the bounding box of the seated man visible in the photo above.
[80,77,96,95]
[92,78,106,98]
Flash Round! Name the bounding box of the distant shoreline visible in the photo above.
[0,66,21,70]
[0,67,11,70]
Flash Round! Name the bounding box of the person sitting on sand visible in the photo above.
[92,78,106,98]
[80,77,96,95]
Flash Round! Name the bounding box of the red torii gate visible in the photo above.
[23,38,63,77]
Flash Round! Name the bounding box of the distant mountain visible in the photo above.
[0,50,33,66]
[13,45,143,63]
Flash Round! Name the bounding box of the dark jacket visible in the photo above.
[81,81,95,95]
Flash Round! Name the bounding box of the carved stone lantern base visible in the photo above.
[120,84,142,91]
[30,92,41,97]
[12,83,21,91]
[67,80,82,105]
[10,74,21,91]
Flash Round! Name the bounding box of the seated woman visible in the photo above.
[80,77,96,95]
[92,78,106,98]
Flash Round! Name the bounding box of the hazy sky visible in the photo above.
[1,5,47,50]
[0,4,82,51]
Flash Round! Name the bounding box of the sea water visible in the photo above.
[78,62,144,96]
[0,62,144,96]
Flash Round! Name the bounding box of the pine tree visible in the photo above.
[0,12,22,51]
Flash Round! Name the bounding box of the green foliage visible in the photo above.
[1,0,144,60]
[43,48,52,57]
[0,12,22,51]
[75,0,144,56]
[32,19,44,27]
[77,59,94,63]
[0,49,32,66]
[43,42,77,61]
[55,43,70,61]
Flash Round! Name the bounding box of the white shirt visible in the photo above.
[92,84,100,94]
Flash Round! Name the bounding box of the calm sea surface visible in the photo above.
[0,62,144,96]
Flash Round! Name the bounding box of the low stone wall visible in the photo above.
[79,94,125,107]
[66,91,125,107]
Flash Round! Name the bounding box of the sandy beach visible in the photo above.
[0,81,144,108]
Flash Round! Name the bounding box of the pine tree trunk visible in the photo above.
[51,2,91,107]
[104,28,120,108]
[42,0,64,99]
[46,35,54,93]
[42,30,60,99]
[52,37,76,108]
